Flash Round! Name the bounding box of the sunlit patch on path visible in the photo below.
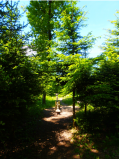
[36,102,81,158]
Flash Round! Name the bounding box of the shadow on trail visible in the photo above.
[0,104,80,159]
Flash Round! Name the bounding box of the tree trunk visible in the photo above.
[85,102,88,115]
[42,92,46,104]
[73,88,76,127]
[48,0,52,43]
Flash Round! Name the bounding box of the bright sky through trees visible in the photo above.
[18,0,119,58]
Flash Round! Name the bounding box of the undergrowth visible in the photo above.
[0,95,56,156]
[61,93,79,106]
[72,104,119,159]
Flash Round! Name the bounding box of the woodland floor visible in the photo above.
[0,100,80,159]
[36,100,80,159]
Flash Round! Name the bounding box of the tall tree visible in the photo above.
[90,11,119,111]
[102,11,119,55]
[0,0,41,141]
[26,1,66,103]
[55,1,95,57]
[56,1,95,126]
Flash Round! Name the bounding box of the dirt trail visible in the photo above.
[1,100,80,159]
[37,99,80,159]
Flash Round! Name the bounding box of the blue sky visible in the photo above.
[18,0,119,58]
[78,1,119,57]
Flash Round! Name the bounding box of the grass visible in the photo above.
[61,93,79,106]
[28,95,56,118]
[36,95,56,109]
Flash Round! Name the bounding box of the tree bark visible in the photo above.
[42,91,46,104]
[48,0,52,43]
[85,102,88,115]
[73,88,76,127]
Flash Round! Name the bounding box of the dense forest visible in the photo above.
[0,0,119,158]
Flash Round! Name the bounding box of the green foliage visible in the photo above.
[58,54,95,105]
[54,2,96,120]
[1,2,119,158]
[0,0,42,143]
[61,93,74,106]
[26,1,67,102]
[87,12,119,111]
[73,105,119,159]
[102,11,119,55]
[36,95,56,109]
[55,1,95,57]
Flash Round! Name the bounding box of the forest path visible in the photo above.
[0,99,81,159]
[35,99,80,159]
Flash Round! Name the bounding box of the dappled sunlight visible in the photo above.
[2,99,112,159]
[42,105,80,124]
[56,129,75,142]
[43,111,72,123]
[28,103,81,158]
[71,132,101,158]
[48,146,57,155]
[42,104,79,123]
[90,149,99,153]
[60,130,73,140]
